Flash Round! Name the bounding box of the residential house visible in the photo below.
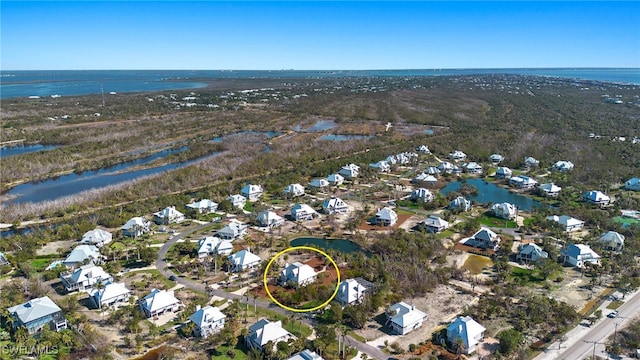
[337,278,373,306]
[582,190,611,206]
[81,228,112,248]
[374,207,398,226]
[256,211,285,228]
[309,178,330,189]
[91,282,131,309]
[546,215,585,232]
[189,305,226,338]
[246,319,297,352]
[425,166,441,176]
[385,302,428,335]
[286,350,324,360]
[0,251,8,266]
[599,231,625,252]
[121,217,150,238]
[449,196,472,212]
[186,199,219,214]
[539,183,562,197]
[291,203,318,221]
[369,160,391,172]
[60,264,113,293]
[140,288,183,318]
[516,243,549,263]
[227,194,247,209]
[413,172,437,185]
[491,202,518,220]
[561,244,601,268]
[490,154,504,164]
[553,160,574,172]
[524,156,540,168]
[8,296,67,335]
[416,145,430,154]
[322,197,349,215]
[197,236,233,258]
[448,150,467,161]
[466,228,501,251]
[411,188,434,202]
[63,245,102,268]
[241,184,264,202]
[495,167,513,179]
[446,316,486,355]
[228,249,262,272]
[338,164,360,179]
[624,177,640,191]
[422,215,450,233]
[280,262,318,287]
[463,162,483,174]
[283,183,305,197]
[216,219,248,240]
[437,161,461,175]
[327,173,345,186]
[509,175,538,189]
[153,206,186,225]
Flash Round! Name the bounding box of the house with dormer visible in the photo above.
[411,188,434,202]
[121,217,150,238]
[227,194,247,209]
[140,288,183,318]
[256,210,285,228]
[189,305,226,338]
[81,228,112,248]
[561,244,601,268]
[186,199,218,214]
[291,203,318,221]
[323,197,349,214]
[491,202,518,220]
[246,319,297,352]
[197,236,233,258]
[516,243,549,263]
[466,228,501,251]
[338,164,360,179]
[280,262,318,287]
[599,231,625,252]
[91,282,131,309]
[446,316,486,355]
[8,296,68,335]
[216,219,248,240]
[153,206,186,225]
[283,183,305,197]
[374,207,398,226]
[228,249,262,272]
[449,196,472,212]
[60,264,113,293]
[385,302,427,335]
[337,278,373,306]
[241,184,264,202]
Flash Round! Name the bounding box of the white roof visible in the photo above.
[284,183,305,194]
[447,316,486,349]
[338,278,368,304]
[189,305,226,328]
[540,183,562,192]
[256,211,284,226]
[323,197,348,210]
[93,282,130,303]
[547,215,584,227]
[70,264,111,283]
[248,319,296,346]
[186,199,218,210]
[81,228,112,245]
[327,173,344,183]
[376,207,398,221]
[286,350,324,360]
[292,203,316,216]
[141,289,181,314]
[121,216,147,230]
[518,243,548,258]
[229,249,261,267]
[496,167,512,175]
[241,184,263,195]
[583,190,610,202]
[64,245,101,265]
[491,202,518,218]
[473,227,499,242]
[424,215,449,228]
[281,262,317,284]
[388,302,427,328]
[309,178,329,187]
[154,206,185,219]
[599,231,625,246]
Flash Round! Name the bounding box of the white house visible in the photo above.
[0,251,8,266]
[8,296,67,335]
[81,228,112,248]
[327,173,345,186]
[291,203,318,221]
[425,166,440,175]
[197,236,233,258]
[385,302,428,335]
[438,161,462,174]
[411,188,434,202]
[286,350,324,360]
[283,183,305,197]
[63,245,102,268]
[561,244,601,268]
[121,217,150,238]
[338,164,360,179]
[60,264,113,293]
[416,145,430,154]
[228,249,262,272]
[216,219,248,240]
[280,262,318,287]
[256,211,285,228]
[227,194,247,209]
[539,183,562,197]
[516,243,549,263]
[463,162,483,174]
[322,197,349,214]
[599,231,625,252]
[524,156,540,168]
[369,160,391,172]
[546,215,585,232]
[625,177,640,191]
[509,175,538,189]
[189,305,226,338]
[91,282,131,309]
[449,196,472,212]
[466,228,501,251]
[154,206,186,225]
[374,207,398,226]
[186,199,219,214]
[491,202,518,220]
[495,167,512,179]
[446,316,486,355]
[422,215,450,233]
[582,190,611,206]
[140,289,183,318]
[553,160,574,172]
[490,154,504,164]
[309,178,330,188]
[241,184,264,202]
[246,319,297,352]
[337,278,372,306]
[448,150,467,161]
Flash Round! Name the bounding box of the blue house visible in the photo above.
[8,296,67,335]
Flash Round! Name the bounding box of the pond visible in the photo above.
[0,143,60,157]
[440,178,545,211]
[295,119,337,132]
[461,254,494,275]
[290,237,367,254]
[3,147,216,205]
[319,134,372,142]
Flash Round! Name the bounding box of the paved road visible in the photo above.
[535,288,640,360]
[154,222,390,360]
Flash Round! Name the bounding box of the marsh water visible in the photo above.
[440,178,544,211]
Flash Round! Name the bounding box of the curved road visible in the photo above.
[154,223,389,360]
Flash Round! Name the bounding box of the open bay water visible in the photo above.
[1,69,638,99]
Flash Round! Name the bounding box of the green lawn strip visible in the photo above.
[396,208,416,215]
[477,214,517,228]
[254,308,313,338]
[347,331,366,342]
[607,300,624,310]
[436,230,454,240]
[31,258,54,271]
[125,269,176,288]
[210,339,249,360]
[510,266,544,283]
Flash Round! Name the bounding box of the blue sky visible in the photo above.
[1,1,639,70]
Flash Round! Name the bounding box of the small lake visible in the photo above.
[440,178,544,211]
[319,134,372,142]
[2,147,217,205]
[295,119,337,133]
[1,144,60,157]
[290,237,366,254]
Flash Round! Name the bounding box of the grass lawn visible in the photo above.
[607,300,624,310]
[397,200,422,210]
[125,269,176,289]
[477,214,517,228]
[396,208,416,215]
[31,258,53,271]
[510,266,545,284]
[436,230,454,240]
[251,307,313,338]
[210,339,249,360]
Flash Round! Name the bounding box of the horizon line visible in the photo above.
[2,67,639,72]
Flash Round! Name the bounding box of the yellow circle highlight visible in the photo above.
[263,246,341,312]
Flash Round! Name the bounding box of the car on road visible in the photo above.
[169,275,177,281]
[608,310,619,318]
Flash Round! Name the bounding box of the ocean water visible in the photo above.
[0,69,638,99]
